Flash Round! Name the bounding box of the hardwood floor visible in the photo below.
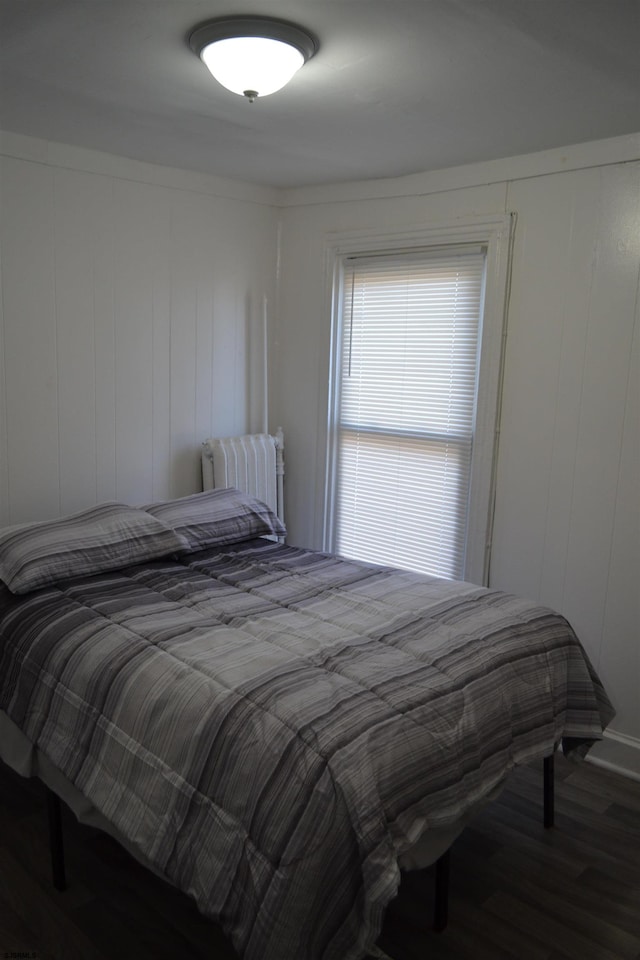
[0,755,638,960]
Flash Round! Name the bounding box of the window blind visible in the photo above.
[334,246,486,579]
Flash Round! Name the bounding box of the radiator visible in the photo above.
[201,428,285,529]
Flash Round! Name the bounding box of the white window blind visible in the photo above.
[333,246,486,580]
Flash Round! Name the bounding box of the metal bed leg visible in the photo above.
[433,849,450,932]
[429,754,551,937]
[46,787,67,891]
[543,753,555,829]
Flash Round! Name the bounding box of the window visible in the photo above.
[324,218,513,584]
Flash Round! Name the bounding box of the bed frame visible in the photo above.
[42,752,556,934]
[35,428,559,941]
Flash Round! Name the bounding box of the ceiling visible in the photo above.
[1,0,639,190]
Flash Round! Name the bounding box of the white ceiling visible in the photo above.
[1,0,639,189]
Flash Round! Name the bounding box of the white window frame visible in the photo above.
[323,215,514,585]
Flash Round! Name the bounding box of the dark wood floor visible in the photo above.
[1,754,639,960]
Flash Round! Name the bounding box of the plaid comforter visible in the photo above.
[0,539,614,959]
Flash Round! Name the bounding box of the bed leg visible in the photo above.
[543,753,554,829]
[433,849,450,932]
[46,787,67,891]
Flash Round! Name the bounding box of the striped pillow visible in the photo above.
[144,487,285,551]
[0,502,189,595]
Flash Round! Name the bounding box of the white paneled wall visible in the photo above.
[1,129,638,778]
[275,143,640,776]
[0,135,279,523]
[494,161,640,761]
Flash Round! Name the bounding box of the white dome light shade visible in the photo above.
[201,37,305,99]
[189,16,318,102]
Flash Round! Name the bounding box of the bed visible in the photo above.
[0,490,614,960]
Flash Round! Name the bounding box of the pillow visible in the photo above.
[0,502,189,595]
[144,487,286,552]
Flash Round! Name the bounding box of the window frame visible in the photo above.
[322,215,515,585]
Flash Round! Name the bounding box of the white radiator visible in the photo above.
[201,428,285,529]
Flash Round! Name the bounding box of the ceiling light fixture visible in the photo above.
[189,16,318,103]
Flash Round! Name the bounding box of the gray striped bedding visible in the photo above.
[0,501,188,594]
[144,486,286,550]
[0,538,614,960]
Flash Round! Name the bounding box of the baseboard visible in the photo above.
[586,729,640,782]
